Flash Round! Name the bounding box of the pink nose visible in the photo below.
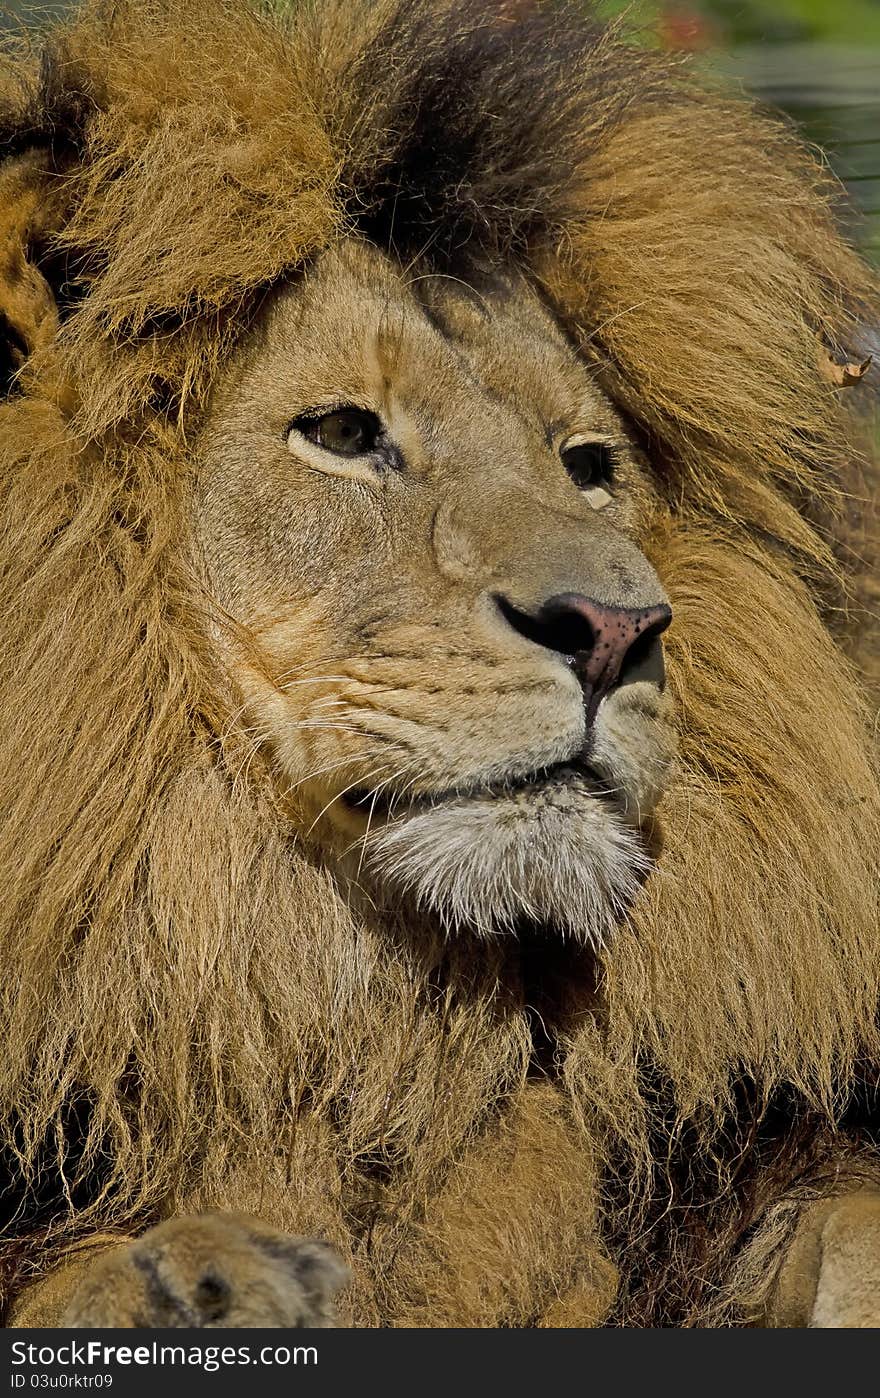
[541,593,672,697]
[497,590,672,710]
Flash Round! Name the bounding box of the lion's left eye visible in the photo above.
[561,438,618,492]
[290,407,382,456]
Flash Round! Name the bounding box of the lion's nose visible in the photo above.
[497,591,672,702]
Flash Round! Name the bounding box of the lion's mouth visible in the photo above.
[343,752,606,820]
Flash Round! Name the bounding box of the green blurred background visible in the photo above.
[599,0,880,263]
[2,1,879,262]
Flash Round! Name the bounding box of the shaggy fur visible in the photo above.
[0,0,879,1327]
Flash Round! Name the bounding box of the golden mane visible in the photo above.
[0,0,878,1326]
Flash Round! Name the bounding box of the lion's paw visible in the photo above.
[810,1192,880,1328]
[63,1213,349,1328]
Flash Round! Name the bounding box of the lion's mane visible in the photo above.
[0,0,878,1326]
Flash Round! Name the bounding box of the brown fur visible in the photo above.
[0,0,879,1327]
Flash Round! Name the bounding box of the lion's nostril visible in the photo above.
[496,593,596,656]
[618,631,666,691]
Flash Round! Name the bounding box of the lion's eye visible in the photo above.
[291,407,382,457]
[561,439,617,492]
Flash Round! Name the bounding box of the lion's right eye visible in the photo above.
[289,407,382,457]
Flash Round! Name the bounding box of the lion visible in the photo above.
[0,0,879,1329]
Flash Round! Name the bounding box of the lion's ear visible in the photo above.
[0,151,64,397]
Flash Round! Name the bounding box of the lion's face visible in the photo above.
[196,240,676,940]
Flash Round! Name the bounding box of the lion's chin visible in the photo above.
[360,770,652,943]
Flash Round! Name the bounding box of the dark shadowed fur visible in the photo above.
[0,0,878,1327]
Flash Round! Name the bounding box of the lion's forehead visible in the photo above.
[254,241,614,449]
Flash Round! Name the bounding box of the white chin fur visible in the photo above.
[364,774,650,942]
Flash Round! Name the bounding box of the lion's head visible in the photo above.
[199,240,674,940]
[1,0,879,1327]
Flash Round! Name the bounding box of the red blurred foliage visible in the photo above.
[658,5,716,51]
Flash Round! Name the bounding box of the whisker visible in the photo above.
[304,760,395,838]
[276,675,364,691]
[356,763,417,877]
[282,754,375,799]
